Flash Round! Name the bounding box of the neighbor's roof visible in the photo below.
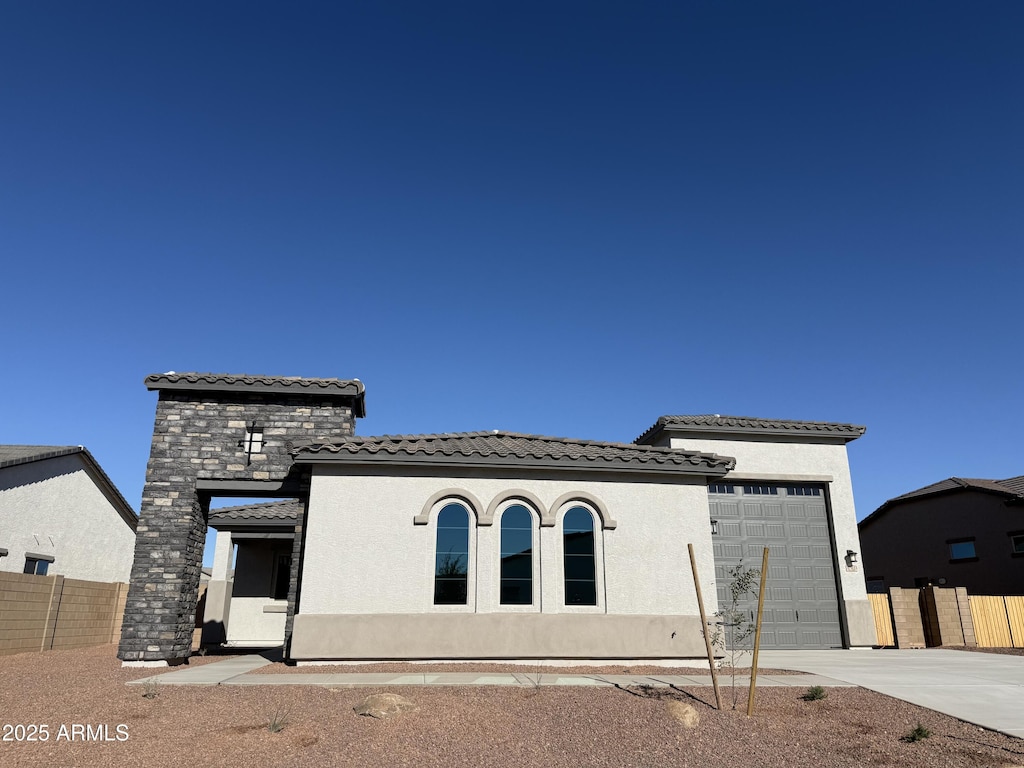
[293,431,735,476]
[635,414,866,445]
[145,372,366,416]
[860,475,1024,529]
[208,499,301,526]
[0,445,138,530]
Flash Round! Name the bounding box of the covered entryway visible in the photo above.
[710,483,843,649]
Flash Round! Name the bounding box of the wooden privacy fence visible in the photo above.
[0,572,128,656]
[870,586,1024,649]
[970,595,1024,648]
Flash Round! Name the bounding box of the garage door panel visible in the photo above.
[710,485,842,649]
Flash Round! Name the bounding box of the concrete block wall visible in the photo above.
[118,385,358,663]
[888,586,926,648]
[0,572,128,656]
[922,586,968,646]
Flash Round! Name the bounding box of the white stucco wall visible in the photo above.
[0,454,136,582]
[300,469,717,619]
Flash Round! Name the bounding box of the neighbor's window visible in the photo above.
[1011,534,1024,555]
[500,504,533,605]
[948,539,976,561]
[24,557,49,575]
[563,507,597,605]
[434,503,470,605]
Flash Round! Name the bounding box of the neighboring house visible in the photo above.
[859,476,1024,595]
[0,445,137,583]
[119,373,876,664]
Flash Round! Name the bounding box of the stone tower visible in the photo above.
[118,372,364,664]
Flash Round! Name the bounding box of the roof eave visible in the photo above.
[639,423,865,445]
[145,374,366,416]
[292,451,733,478]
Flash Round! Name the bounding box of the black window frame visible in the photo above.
[23,556,51,575]
[433,502,471,606]
[947,537,978,563]
[562,506,597,606]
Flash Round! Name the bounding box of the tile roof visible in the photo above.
[0,445,83,468]
[144,372,366,415]
[208,499,302,525]
[860,474,1024,529]
[999,475,1024,495]
[293,431,735,476]
[635,414,866,444]
[0,445,137,529]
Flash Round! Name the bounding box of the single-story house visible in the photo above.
[859,475,1024,595]
[118,373,875,665]
[0,445,138,582]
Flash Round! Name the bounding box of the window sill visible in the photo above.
[948,557,979,564]
[263,603,288,614]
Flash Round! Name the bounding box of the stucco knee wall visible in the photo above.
[290,613,709,660]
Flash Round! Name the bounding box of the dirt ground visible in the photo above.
[1,644,1022,768]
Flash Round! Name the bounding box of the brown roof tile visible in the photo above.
[635,414,866,444]
[294,431,734,476]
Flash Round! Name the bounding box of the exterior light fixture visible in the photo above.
[845,549,858,566]
[710,519,719,535]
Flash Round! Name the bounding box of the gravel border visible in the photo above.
[0,645,1021,768]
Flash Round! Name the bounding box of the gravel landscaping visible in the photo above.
[1,645,1022,768]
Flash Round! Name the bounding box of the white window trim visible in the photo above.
[426,499,477,613]
[494,500,542,613]
[555,502,606,614]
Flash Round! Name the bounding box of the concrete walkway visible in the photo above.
[756,649,1024,739]
[125,655,845,691]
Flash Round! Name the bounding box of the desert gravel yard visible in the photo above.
[1,645,1022,768]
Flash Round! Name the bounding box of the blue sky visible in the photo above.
[2,2,1021,555]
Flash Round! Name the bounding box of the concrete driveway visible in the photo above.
[756,648,1024,739]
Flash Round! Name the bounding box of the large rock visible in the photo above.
[666,700,700,728]
[353,693,418,719]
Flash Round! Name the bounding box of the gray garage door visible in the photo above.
[709,483,843,649]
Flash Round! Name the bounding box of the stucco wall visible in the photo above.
[0,455,136,583]
[300,469,716,619]
[859,491,1024,594]
[664,436,874,646]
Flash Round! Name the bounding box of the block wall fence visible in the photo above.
[0,572,128,656]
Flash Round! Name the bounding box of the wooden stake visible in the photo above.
[746,546,770,717]
[688,542,722,710]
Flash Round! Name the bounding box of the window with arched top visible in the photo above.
[500,504,534,605]
[434,503,470,605]
[563,506,597,605]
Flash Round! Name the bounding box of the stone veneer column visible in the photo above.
[118,375,362,664]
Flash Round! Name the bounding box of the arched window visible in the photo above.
[500,504,533,605]
[434,503,470,605]
[563,506,596,606]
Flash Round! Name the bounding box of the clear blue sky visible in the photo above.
[2,2,1021,546]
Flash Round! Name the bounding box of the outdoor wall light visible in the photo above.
[845,549,858,566]
[710,519,719,535]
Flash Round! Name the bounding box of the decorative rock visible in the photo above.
[353,693,418,719]
[666,700,700,728]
